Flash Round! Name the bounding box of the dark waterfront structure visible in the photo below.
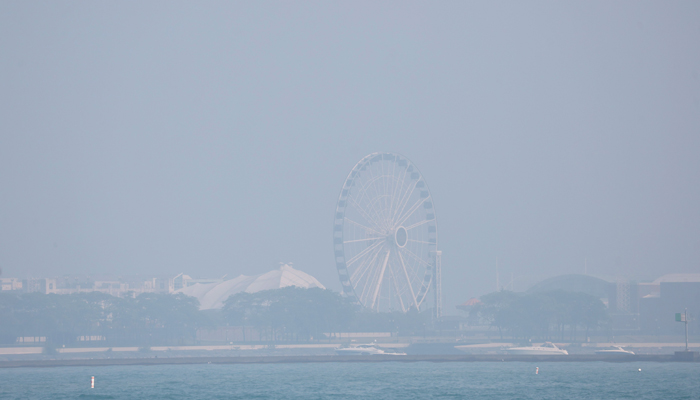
[641,282,700,336]
[528,273,700,336]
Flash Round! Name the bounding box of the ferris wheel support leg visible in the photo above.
[433,250,442,319]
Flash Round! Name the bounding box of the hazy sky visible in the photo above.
[1,1,699,311]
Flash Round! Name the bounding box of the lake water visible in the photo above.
[1,361,699,399]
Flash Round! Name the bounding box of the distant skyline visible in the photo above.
[1,2,699,312]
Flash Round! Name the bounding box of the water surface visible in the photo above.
[1,361,698,399]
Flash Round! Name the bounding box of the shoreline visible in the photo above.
[1,341,697,356]
[1,353,698,368]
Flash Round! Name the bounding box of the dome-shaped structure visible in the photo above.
[526,274,611,299]
[176,264,325,310]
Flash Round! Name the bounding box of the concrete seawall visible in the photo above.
[1,353,698,368]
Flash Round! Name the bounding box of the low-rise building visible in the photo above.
[1,278,23,291]
[22,278,57,294]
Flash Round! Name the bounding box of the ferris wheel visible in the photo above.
[333,152,440,313]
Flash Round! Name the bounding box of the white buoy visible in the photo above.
[536,367,539,374]
[91,376,94,389]
[638,368,641,372]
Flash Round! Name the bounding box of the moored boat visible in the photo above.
[504,342,568,355]
[334,344,406,355]
[595,346,634,355]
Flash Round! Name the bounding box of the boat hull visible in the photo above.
[334,348,384,355]
[594,350,634,355]
[505,348,568,355]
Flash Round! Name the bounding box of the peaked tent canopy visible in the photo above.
[176,264,325,310]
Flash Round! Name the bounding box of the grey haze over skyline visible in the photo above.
[1,1,699,310]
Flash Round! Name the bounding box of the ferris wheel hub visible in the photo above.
[394,226,408,248]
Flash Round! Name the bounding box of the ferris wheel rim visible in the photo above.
[333,152,438,311]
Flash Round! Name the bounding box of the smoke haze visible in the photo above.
[1,1,699,310]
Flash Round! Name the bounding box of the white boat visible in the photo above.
[505,342,568,355]
[595,346,634,355]
[334,344,405,355]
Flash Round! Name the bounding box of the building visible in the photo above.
[525,273,700,334]
[22,278,57,294]
[0,264,325,307]
[640,274,700,335]
[1,278,22,291]
[173,273,223,290]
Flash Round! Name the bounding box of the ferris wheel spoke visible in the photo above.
[344,218,383,236]
[379,163,393,224]
[388,179,398,222]
[396,165,408,207]
[395,196,430,228]
[391,168,410,225]
[390,182,411,223]
[371,250,391,310]
[364,249,386,308]
[389,166,407,223]
[390,167,410,218]
[379,162,387,222]
[351,243,383,284]
[347,196,383,231]
[345,239,384,267]
[387,162,397,220]
[353,263,377,295]
[354,175,389,230]
[370,195,389,230]
[353,256,383,305]
[392,179,419,223]
[387,162,406,207]
[397,250,419,309]
[356,171,393,230]
[387,262,407,313]
[343,237,381,244]
[358,251,381,306]
[405,219,431,231]
[384,171,395,225]
[358,273,372,306]
[407,239,434,245]
[351,195,382,229]
[380,177,391,225]
[363,165,386,225]
[400,247,431,267]
[374,179,393,226]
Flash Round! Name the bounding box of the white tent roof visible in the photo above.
[176,264,325,310]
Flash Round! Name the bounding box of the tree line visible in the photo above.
[0,287,432,346]
[1,287,609,346]
[221,286,432,342]
[473,290,609,341]
[0,291,205,346]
